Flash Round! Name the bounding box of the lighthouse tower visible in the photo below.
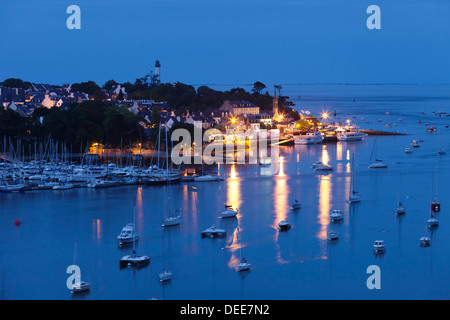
[272,86,279,118]
[154,60,161,85]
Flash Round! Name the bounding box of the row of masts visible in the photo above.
[0,136,148,168]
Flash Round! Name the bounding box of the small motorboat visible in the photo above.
[278,221,291,231]
[395,202,406,215]
[311,161,323,169]
[291,200,301,210]
[427,216,439,228]
[53,182,74,190]
[373,240,386,253]
[70,280,91,294]
[437,148,446,155]
[0,183,26,193]
[237,258,251,272]
[314,164,334,172]
[420,237,431,247]
[431,200,441,213]
[327,231,339,241]
[411,140,420,148]
[194,174,222,182]
[219,205,238,218]
[120,250,150,268]
[117,223,139,245]
[330,209,344,221]
[159,270,172,282]
[201,225,227,238]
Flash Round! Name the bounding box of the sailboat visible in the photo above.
[349,155,361,203]
[148,257,159,300]
[159,231,172,282]
[219,167,238,218]
[291,199,301,210]
[368,138,388,169]
[120,199,150,268]
[161,174,181,227]
[395,174,406,215]
[431,166,441,213]
[69,243,91,294]
[236,227,250,272]
[427,173,439,227]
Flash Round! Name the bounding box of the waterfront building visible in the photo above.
[220,100,260,116]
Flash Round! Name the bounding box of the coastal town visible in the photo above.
[0,60,382,193]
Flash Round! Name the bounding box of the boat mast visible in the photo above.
[133,197,136,257]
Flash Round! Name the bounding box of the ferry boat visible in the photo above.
[337,129,367,141]
[294,131,323,145]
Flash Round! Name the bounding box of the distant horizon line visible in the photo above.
[3,78,450,88]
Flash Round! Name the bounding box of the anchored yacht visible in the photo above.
[294,131,323,145]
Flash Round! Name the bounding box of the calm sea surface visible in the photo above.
[1,85,450,300]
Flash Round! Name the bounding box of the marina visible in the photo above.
[1,84,450,300]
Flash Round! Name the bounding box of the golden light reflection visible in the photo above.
[226,227,245,269]
[93,219,102,241]
[336,143,342,161]
[321,145,329,165]
[346,162,351,174]
[227,164,241,215]
[346,149,351,161]
[317,175,332,241]
[136,187,144,228]
[273,156,288,232]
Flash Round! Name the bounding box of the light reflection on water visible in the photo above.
[2,85,450,299]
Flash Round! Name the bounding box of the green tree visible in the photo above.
[71,81,101,95]
[251,81,266,95]
[1,78,31,90]
[103,79,118,90]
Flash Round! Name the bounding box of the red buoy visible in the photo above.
[14,220,21,226]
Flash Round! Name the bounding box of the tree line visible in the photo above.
[0,101,145,150]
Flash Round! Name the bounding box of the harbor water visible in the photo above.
[1,85,450,299]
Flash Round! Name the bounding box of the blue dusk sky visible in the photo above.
[1,0,449,86]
